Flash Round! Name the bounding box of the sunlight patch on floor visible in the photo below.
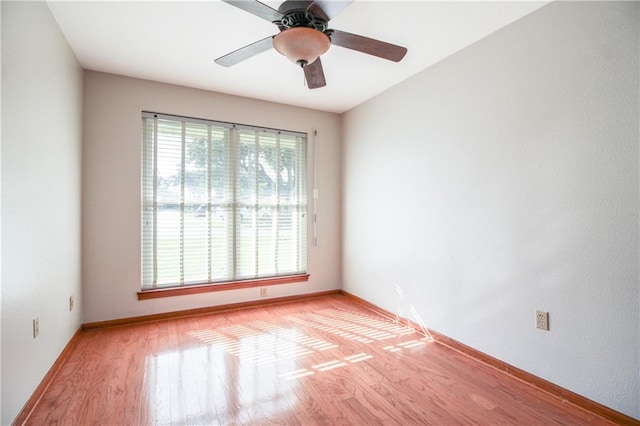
[312,359,348,372]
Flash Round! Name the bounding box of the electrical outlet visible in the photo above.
[536,310,549,331]
[69,295,74,311]
[260,287,267,297]
[33,318,40,338]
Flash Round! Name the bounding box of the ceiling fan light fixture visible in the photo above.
[273,27,330,67]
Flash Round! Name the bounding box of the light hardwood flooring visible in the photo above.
[26,294,613,425]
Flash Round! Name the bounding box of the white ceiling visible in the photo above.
[47,1,547,113]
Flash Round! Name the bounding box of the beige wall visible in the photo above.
[1,2,83,423]
[82,72,342,323]
[342,1,639,418]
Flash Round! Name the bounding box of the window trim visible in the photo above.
[137,273,310,300]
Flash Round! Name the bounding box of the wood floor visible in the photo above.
[26,294,613,425]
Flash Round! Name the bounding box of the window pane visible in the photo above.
[183,123,209,283]
[155,119,183,285]
[211,207,232,280]
[156,206,181,285]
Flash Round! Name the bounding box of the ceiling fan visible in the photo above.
[214,0,408,89]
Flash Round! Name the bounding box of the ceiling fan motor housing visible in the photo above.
[276,10,328,32]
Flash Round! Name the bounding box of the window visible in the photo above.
[141,112,307,291]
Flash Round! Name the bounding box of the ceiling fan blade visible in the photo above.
[304,57,326,89]
[330,29,407,62]
[214,35,275,67]
[306,0,353,21]
[222,0,284,22]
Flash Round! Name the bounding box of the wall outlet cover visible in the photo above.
[536,310,549,331]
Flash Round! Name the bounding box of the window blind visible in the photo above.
[142,112,307,289]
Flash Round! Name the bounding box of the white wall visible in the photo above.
[82,72,341,323]
[343,1,639,419]
[1,2,83,423]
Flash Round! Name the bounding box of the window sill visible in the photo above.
[137,274,309,300]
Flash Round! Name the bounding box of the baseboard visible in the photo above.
[82,289,341,330]
[13,327,83,426]
[340,290,639,425]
